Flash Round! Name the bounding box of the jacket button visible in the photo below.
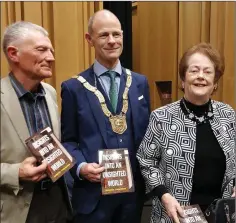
[25,202,30,207]
[150,144,156,149]
[171,125,177,130]
[167,149,173,155]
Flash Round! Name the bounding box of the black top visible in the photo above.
[183,99,226,212]
[153,99,226,213]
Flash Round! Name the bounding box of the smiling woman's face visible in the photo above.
[182,52,216,105]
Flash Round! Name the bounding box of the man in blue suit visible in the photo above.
[61,9,150,223]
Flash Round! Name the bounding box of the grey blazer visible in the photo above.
[0,76,71,223]
[137,100,236,223]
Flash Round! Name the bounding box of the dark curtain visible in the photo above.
[103,1,133,70]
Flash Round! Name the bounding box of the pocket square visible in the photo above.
[138,95,144,100]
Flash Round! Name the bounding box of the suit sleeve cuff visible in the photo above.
[1,163,23,195]
[153,185,169,200]
[76,162,87,180]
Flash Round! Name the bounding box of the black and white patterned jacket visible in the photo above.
[137,100,236,223]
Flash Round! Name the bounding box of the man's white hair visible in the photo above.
[2,21,48,59]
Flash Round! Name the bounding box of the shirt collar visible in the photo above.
[9,73,46,99]
[93,59,122,77]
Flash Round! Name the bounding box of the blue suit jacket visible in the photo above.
[61,66,150,215]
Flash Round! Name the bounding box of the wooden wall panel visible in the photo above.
[52,2,100,106]
[222,2,235,108]
[52,1,81,101]
[210,2,226,102]
[178,2,202,59]
[42,2,53,36]
[77,2,86,73]
[94,2,103,12]
[82,2,90,68]
[14,2,22,21]
[1,1,102,109]
[132,5,139,73]
[88,3,95,64]
[5,2,15,22]
[200,2,211,41]
[41,2,54,87]
[1,2,9,76]
[22,2,43,25]
[178,2,211,99]
[133,1,235,109]
[138,2,178,110]
[1,2,235,108]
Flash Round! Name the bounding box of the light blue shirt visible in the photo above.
[76,59,122,179]
[93,59,122,98]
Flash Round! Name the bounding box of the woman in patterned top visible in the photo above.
[137,43,235,223]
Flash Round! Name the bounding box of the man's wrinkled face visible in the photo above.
[12,32,55,80]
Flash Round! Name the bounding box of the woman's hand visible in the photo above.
[161,193,184,223]
[231,186,235,197]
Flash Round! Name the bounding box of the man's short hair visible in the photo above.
[2,21,48,59]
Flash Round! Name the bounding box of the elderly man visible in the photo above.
[61,9,151,223]
[1,21,72,223]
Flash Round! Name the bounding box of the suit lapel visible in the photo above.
[210,102,228,155]
[1,76,30,144]
[127,69,140,145]
[82,68,108,147]
[116,70,126,113]
[210,102,235,184]
[43,84,60,139]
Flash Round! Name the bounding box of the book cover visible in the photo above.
[179,204,208,223]
[98,148,134,195]
[25,126,74,182]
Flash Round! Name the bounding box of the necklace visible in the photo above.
[181,98,214,124]
[73,69,132,134]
